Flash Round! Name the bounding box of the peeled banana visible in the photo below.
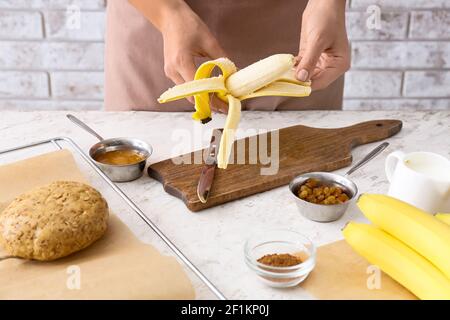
[357,194,450,279]
[436,213,450,226]
[343,222,450,300]
[158,54,311,169]
[225,54,294,97]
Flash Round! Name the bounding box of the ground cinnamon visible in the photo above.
[257,253,302,267]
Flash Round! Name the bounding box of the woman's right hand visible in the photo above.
[128,0,227,109]
[161,5,227,91]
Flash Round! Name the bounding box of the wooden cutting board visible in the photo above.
[148,119,402,212]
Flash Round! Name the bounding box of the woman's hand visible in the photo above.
[161,8,227,85]
[296,0,350,91]
[161,4,227,102]
[129,0,227,105]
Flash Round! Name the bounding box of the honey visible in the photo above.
[94,149,145,165]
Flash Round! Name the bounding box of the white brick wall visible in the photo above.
[0,0,449,111]
[0,11,44,39]
[346,0,450,110]
[51,71,104,99]
[44,10,105,40]
[0,71,49,98]
[0,0,105,110]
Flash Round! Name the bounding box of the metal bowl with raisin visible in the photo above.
[289,172,358,222]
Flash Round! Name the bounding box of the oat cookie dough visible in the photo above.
[0,181,109,261]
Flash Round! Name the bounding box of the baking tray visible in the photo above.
[0,136,225,300]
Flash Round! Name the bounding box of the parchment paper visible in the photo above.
[0,150,195,299]
[302,240,417,300]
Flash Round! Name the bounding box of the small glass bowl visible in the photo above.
[244,229,316,288]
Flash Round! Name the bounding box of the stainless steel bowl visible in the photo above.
[289,172,358,222]
[288,142,391,222]
[89,137,152,182]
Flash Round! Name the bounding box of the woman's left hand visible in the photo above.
[296,0,350,91]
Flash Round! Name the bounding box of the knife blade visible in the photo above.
[197,128,223,203]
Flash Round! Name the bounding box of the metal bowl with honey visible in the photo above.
[67,114,152,182]
[89,138,152,182]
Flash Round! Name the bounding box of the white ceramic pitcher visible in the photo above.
[385,151,450,213]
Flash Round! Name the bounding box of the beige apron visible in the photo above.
[104,0,344,111]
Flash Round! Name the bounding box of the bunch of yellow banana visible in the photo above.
[158,54,311,169]
[343,194,450,300]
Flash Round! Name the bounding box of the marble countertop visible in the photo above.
[1,110,449,299]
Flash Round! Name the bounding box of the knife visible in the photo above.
[197,128,223,203]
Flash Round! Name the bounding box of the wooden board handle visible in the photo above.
[337,119,402,148]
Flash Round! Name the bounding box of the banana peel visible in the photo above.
[192,58,237,123]
[216,95,241,169]
[158,54,311,169]
[436,213,450,226]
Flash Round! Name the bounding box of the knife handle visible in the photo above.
[197,164,216,203]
